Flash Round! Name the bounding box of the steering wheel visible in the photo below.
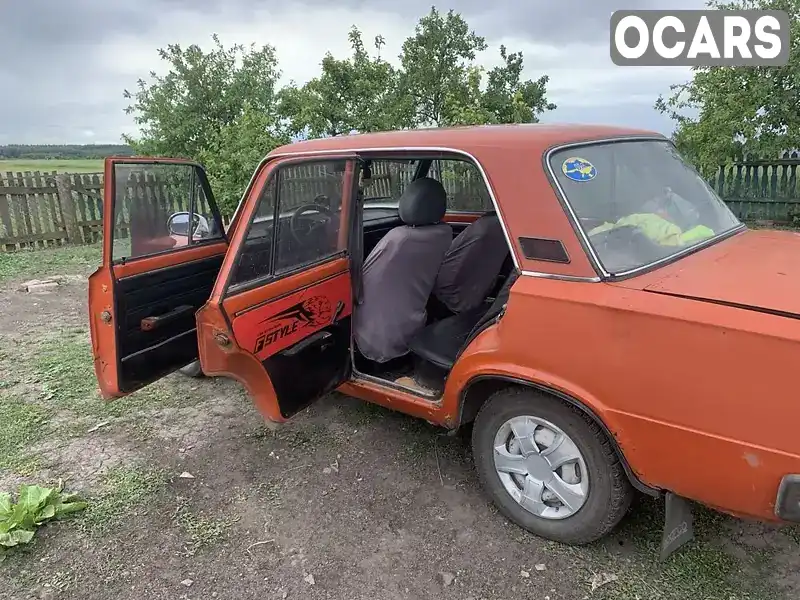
[589,225,665,266]
[290,195,335,244]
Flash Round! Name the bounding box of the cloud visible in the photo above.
[0,0,704,144]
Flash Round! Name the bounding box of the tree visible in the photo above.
[398,7,488,127]
[656,0,800,173]
[123,35,288,213]
[397,8,556,127]
[278,27,406,137]
[480,45,557,124]
[197,103,287,213]
[122,8,558,212]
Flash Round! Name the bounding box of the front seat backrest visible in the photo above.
[354,177,453,363]
[433,213,509,313]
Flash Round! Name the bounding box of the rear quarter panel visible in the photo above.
[446,275,800,521]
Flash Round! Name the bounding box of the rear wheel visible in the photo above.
[179,360,204,378]
[471,387,633,544]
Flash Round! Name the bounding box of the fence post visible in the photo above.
[55,174,82,244]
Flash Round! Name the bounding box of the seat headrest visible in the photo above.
[399,177,447,226]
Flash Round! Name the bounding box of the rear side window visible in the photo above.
[111,163,223,262]
[228,159,351,290]
[428,159,493,212]
[358,158,493,213]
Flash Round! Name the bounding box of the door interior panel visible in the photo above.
[264,316,352,418]
[114,253,225,390]
[227,269,353,418]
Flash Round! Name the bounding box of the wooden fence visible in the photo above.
[0,171,103,251]
[711,152,800,222]
[1,153,799,251]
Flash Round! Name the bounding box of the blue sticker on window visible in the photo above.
[561,157,597,182]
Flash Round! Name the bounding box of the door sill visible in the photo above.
[350,366,442,402]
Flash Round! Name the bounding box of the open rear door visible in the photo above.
[196,155,358,422]
[89,157,228,397]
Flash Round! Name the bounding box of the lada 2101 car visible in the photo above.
[89,125,800,557]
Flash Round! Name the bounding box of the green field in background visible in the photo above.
[0,159,104,174]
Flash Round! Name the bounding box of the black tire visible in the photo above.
[472,386,633,545]
[178,360,204,378]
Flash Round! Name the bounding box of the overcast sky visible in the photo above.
[1,0,707,145]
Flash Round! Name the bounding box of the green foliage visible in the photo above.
[123,34,289,215]
[0,159,104,173]
[0,397,49,474]
[0,482,87,561]
[398,8,555,127]
[197,103,287,213]
[656,0,800,174]
[123,8,556,215]
[399,7,488,127]
[481,45,557,125]
[0,145,131,160]
[80,467,165,535]
[278,28,406,137]
[175,501,238,555]
[0,244,100,283]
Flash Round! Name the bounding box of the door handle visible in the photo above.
[140,304,194,331]
[282,331,333,356]
[330,300,345,324]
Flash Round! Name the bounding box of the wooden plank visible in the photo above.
[32,172,51,236]
[7,172,31,248]
[1,229,68,245]
[72,174,92,242]
[0,185,64,194]
[88,173,102,243]
[43,171,61,240]
[23,171,44,247]
[55,173,82,244]
[0,177,16,251]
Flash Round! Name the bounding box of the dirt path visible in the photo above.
[0,246,798,600]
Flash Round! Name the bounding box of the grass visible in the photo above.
[0,243,101,283]
[581,498,778,600]
[0,159,103,174]
[175,502,238,555]
[78,466,166,535]
[0,397,49,474]
[31,327,204,419]
[34,329,102,409]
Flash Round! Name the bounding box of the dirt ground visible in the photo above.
[0,245,798,600]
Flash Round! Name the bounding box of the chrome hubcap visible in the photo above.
[493,415,589,520]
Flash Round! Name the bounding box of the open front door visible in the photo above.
[196,155,358,422]
[89,157,228,398]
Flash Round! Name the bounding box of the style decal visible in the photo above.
[231,271,352,361]
[253,295,333,353]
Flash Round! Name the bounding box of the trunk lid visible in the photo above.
[627,229,800,318]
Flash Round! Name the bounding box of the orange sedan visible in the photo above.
[88,125,800,558]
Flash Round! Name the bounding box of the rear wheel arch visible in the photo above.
[457,374,660,498]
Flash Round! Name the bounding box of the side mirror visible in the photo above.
[167,212,191,236]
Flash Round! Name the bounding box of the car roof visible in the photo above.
[269,123,663,157]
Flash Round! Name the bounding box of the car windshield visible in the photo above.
[550,139,742,275]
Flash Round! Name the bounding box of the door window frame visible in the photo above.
[105,158,228,266]
[422,157,494,215]
[221,155,359,299]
